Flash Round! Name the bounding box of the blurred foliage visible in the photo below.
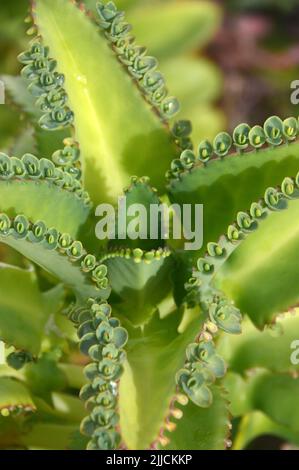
[210,0,299,129]
[0,0,29,151]
[0,0,225,151]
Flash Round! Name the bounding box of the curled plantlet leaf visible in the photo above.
[250,202,266,220]
[39,159,56,178]
[13,215,30,240]
[39,108,74,131]
[67,241,85,261]
[0,214,11,237]
[236,211,257,232]
[198,140,213,164]
[58,233,73,251]
[197,258,214,275]
[92,265,108,287]
[22,154,41,179]
[87,430,121,451]
[98,359,123,381]
[207,242,225,258]
[248,125,266,148]
[11,158,26,177]
[208,298,242,334]
[264,116,283,146]
[227,224,242,242]
[81,255,97,273]
[186,341,226,379]
[52,144,80,167]
[283,117,298,141]
[44,227,59,250]
[233,123,251,151]
[180,150,196,170]
[264,187,286,211]
[37,88,67,111]
[0,153,13,179]
[281,177,297,198]
[213,132,232,158]
[28,220,47,243]
[18,42,49,64]
[176,369,212,408]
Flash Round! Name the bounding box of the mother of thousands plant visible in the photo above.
[1,0,299,451]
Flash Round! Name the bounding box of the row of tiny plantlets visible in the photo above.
[0,403,35,419]
[184,174,299,340]
[68,299,128,450]
[99,247,171,265]
[173,175,299,415]
[0,152,90,206]
[18,40,74,131]
[166,116,299,181]
[147,168,299,444]
[175,336,227,410]
[0,213,108,290]
[152,316,230,448]
[96,1,180,120]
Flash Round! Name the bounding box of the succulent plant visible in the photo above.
[1,0,299,451]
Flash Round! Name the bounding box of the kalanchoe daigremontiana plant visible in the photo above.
[1,0,299,451]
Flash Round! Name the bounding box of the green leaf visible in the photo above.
[0,264,57,354]
[2,76,71,159]
[0,1,28,44]
[0,215,110,302]
[225,370,299,434]
[161,57,222,110]
[186,170,299,331]
[22,423,81,450]
[215,193,299,327]
[218,314,299,374]
[109,177,166,250]
[24,353,68,398]
[168,120,299,262]
[163,386,230,450]
[103,249,173,325]
[33,0,178,205]
[0,377,35,414]
[250,373,299,432]
[128,1,221,59]
[189,172,299,328]
[34,127,71,160]
[119,307,203,449]
[233,411,299,450]
[0,107,24,153]
[0,155,90,237]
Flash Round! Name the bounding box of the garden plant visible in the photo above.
[1,0,299,451]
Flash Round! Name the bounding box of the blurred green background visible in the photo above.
[1,0,299,155]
